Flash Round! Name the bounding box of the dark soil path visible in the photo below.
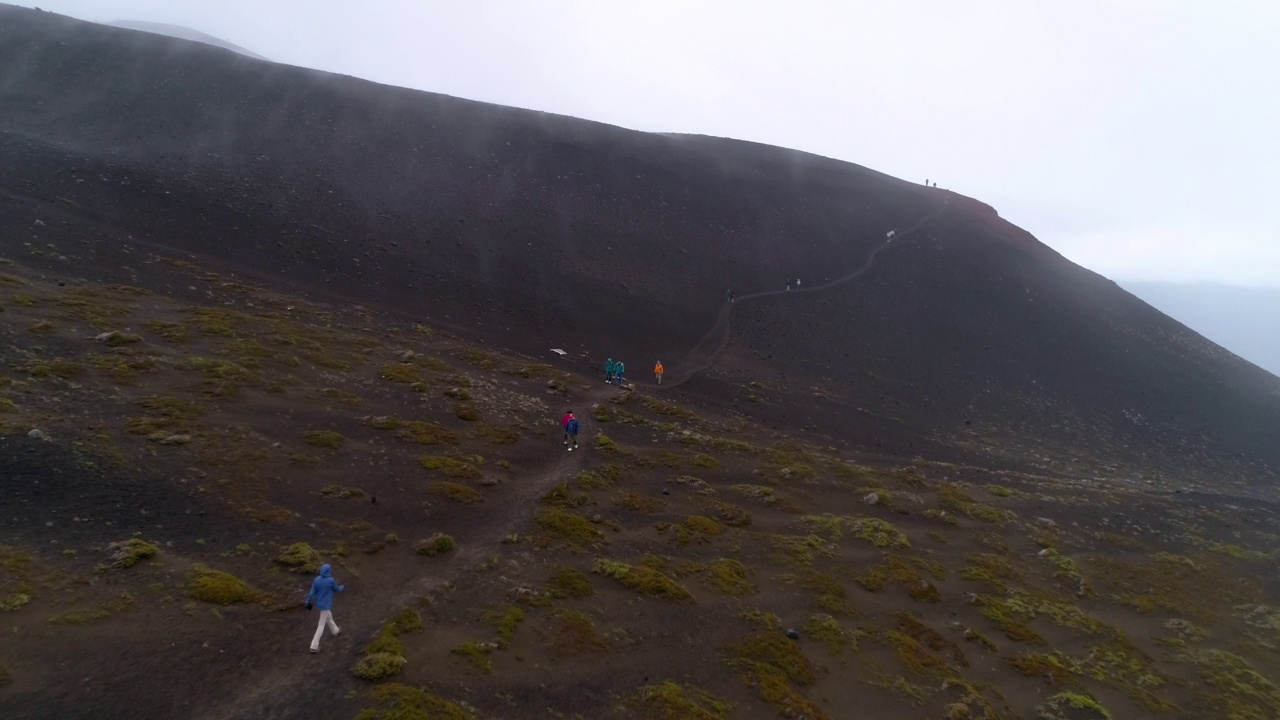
[195,384,616,720]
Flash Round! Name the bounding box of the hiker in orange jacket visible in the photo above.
[654,361,664,385]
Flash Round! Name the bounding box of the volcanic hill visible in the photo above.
[2,5,1280,720]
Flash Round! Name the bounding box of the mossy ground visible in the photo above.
[0,258,1276,720]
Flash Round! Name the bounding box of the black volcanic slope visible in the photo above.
[2,4,1278,489]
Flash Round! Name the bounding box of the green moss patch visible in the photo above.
[593,559,694,602]
[352,607,423,681]
[629,680,730,720]
[354,682,477,720]
[419,454,482,479]
[616,491,665,513]
[481,606,525,648]
[379,362,422,383]
[188,564,262,605]
[451,641,494,674]
[427,481,484,504]
[397,420,459,445]
[546,566,594,599]
[275,542,323,574]
[803,515,909,548]
[549,608,612,655]
[536,507,603,546]
[415,533,455,557]
[302,430,345,449]
[804,613,855,655]
[105,538,158,569]
[709,558,755,596]
[726,628,828,720]
[352,653,407,681]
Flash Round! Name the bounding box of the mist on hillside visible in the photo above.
[1123,281,1280,377]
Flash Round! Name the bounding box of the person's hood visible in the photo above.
[319,563,332,578]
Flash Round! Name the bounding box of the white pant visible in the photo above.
[311,609,339,650]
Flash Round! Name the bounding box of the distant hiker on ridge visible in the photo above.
[565,413,580,451]
[654,361,664,385]
[614,360,626,385]
[604,358,615,384]
[305,563,345,653]
[727,289,734,304]
[786,281,791,291]
[562,410,575,445]
[796,278,801,288]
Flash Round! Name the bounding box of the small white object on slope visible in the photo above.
[550,349,567,356]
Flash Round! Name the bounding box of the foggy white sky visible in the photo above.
[17,1,1280,286]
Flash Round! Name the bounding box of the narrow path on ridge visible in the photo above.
[662,208,946,390]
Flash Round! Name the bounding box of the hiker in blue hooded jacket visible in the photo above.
[614,360,625,385]
[604,358,616,384]
[305,563,345,653]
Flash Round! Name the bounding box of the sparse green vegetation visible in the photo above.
[275,542,323,574]
[49,591,134,625]
[692,453,719,468]
[188,565,262,605]
[481,606,524,648]
[397,420,458,445]
[1193,648,1280,719]
[726,629,827,720]
[537,507,604,546]
[474,423,519,444]
[676,515,727,545]
[549,608,611,654]
[709,558,755,596]
[574,465,620,489]
[804,514,910,548]
[354,683,476,720]
[960,553,1022,593]
[379,362,422,383]
[352,653,407,681]
[541,482,588,508]
[105,538,158,569]
[546,566,594,599]
[352,607,423,681]
[1038,693,1113,720]
[805,613,854,655]
[428,481,484,504]
[302,430,345,449]
[0,592,32,612]
[415,533,455,557]
[318,484,364,499]
[616,490,665,512]
[629,681,731,720]
[419,454,482,479]
[144,320,188,343]
[451,641,494,674]
[856,554,941,602]
[593,558,695,602]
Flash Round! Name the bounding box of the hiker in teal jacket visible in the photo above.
[605,358,615,384]
[614,360,626,384]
